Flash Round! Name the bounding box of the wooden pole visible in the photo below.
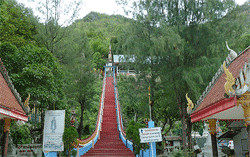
[1,131,9,157]
[208,119,218,157]
[2,118,11,157]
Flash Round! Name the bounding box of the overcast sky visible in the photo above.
[17,0,248,25]
[79,0,248,17]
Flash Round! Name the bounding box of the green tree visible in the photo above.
[126,120,149,156]
[10,122,32,146]
[0,42,65,142]
[117,22,182,126]
[63,126,78,157]
[57,26,102,138]
[93,52,107,70]
[33,0,82,55]
[0,0,37,46]
[116,0,239,151]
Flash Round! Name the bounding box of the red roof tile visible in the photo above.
[193,47,250,113]
[0,59,26,115]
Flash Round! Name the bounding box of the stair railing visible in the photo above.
[74,73,106,155]
[113,71,133,152]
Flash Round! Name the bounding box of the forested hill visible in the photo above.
[70,3,250,57]
[217,2,250,52]
[77,11,127,23]
[1,0,250,155]
[70,12,132,56]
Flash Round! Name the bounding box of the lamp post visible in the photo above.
[148,86,156,157]
[148,86,152,120]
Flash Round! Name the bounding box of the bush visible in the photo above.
[63,126,78,156]
[126,120,149,155]
[10,121,32,147]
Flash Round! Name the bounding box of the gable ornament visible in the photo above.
[186,93,194,114]
[223,62,235,96]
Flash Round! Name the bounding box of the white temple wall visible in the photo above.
[233,128,248,157]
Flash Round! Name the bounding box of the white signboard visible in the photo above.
[139,127,162,143]
[43,110,65,151]
[17,144,42,157]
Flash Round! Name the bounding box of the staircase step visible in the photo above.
[82,77,134,157]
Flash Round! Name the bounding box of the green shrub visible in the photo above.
[126,120,149,155]
[63,126,78,156]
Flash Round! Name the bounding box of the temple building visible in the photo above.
[187,44,250,157]
[0,58,28,156]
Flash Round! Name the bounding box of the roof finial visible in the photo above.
[225,41,237,60]
[24,94,30,107]
[186,93,194,114]
[223,62,235,95]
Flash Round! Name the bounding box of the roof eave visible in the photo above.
[0,105,28,122]
[190,96,237,122]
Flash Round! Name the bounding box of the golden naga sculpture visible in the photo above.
[223,62,235,95]
[24,94,30,107]
[23,94,31,114]
[186,93,194,113]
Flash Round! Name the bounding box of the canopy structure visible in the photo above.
[0,58,28,156]
[188,44,250,157]
[190,46,250,122]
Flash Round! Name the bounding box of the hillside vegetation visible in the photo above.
[1,0,250,155]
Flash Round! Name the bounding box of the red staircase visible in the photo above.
[82,77,134,157]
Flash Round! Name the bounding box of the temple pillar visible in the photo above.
[237,91,250,156]
[241,103,250,156]
[1,118,11,157]
[208,119,218,157]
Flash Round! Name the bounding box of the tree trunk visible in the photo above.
[163,119,173,135]
[77,99,85,139]
[181,113,187,150]
[211,133,218,157]
[1,131,9,157]
[40,111,45,143]
[182,103,193,152]
[186,116,192,150]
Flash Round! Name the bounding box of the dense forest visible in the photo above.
[0,0,250,155]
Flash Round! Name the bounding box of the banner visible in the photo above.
[43,110,65,151]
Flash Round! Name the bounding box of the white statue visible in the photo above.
[225,41,237,60]
[235,62,250,96]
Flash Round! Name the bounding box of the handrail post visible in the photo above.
[117,121,119,131]
[98,131,100,140]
